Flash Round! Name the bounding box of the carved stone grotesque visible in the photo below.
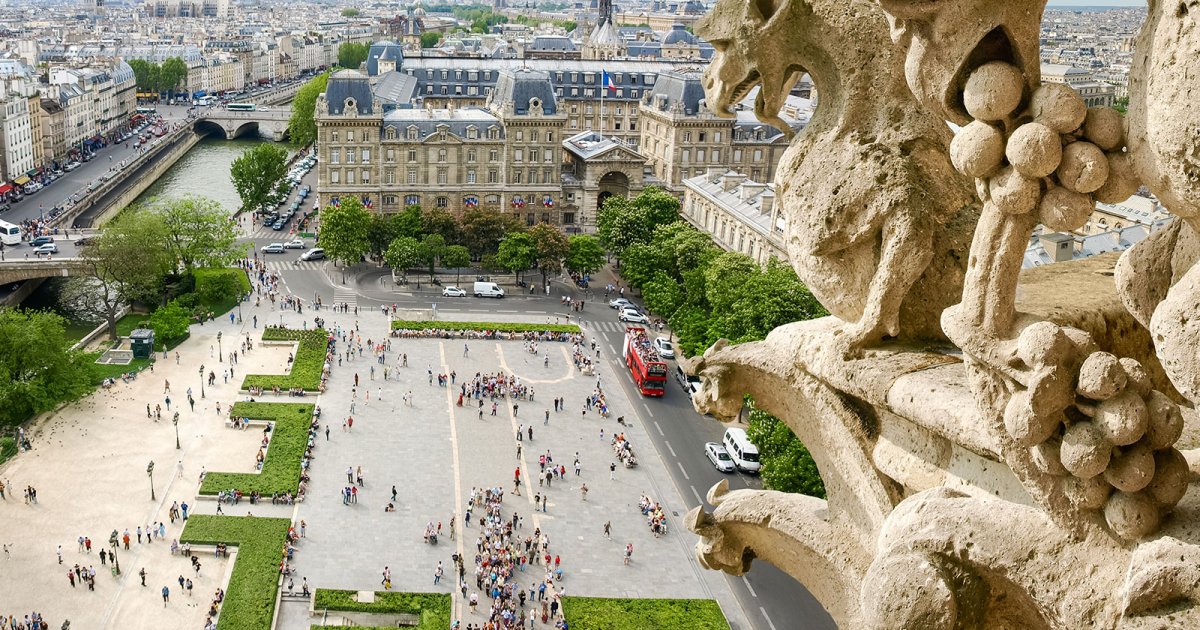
[686,0,1200,627]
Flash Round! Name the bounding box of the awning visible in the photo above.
[0,184,13,195]
[13,176,30,185]
[26,168,39,177]
[193,90,207,98]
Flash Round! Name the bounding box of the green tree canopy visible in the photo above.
[230,143,289,214]
[747,404,826,498]
[149,300,191,346]
[367,212,399,260]
[384,236,423,280]
[566,235,605,275]
[0,309,93,427]
[597,187,682,255]
[337,42,370,69]
[159,57,189,95]
[341,7,361,16]
[421,207,462,244]
[420,32,442,48]
[142,195,245,272]
[494,232,537,281]
[421,234,447,280]
[528,223,570,286]
[441,245,472,284]
[288,72,329,147]
[394,205,425,239]
[320,197,372,268]
[460,207,522,257]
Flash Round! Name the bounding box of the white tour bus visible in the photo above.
[0,220,21,246]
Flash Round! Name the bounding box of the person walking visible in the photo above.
[162,585,170,606]
[624,543,633,566]
[434,561,444,585]
[604,521,612,539]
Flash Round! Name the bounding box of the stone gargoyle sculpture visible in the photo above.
[686,0,1200,628]
[695,0,978,350]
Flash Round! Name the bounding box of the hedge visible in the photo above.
[561,597,730,630]
[241,327,328,391]
[312,590,451,630]
[199,402,314,496]
[180,515,292,630]
[389,320,581,334]
[0,436,16,466]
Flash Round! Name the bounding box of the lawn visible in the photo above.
[199,402,314,496]
[390,320,582,335]
[84,352,154,385]
[180,515,292,630]
[112,312,190,352]
[560,597,730,630]
[312,590,451,630]
[195,267,253,318]
[0,437,16,467]
[241,327,327,392]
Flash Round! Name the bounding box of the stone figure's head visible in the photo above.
[874,0,1048,124]
[695,0,803,138]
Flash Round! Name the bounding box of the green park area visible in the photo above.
[312,589,452,630]
[198,401,314,496]
[241,327,328,392]
[560,596,730,629]
[180,515,293,630]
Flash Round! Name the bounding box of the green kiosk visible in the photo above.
[129,328,155,360]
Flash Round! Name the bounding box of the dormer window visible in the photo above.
[466,126,478,140]
[344,97,356,112]
[385,127,396,140]
[407,126,419,140]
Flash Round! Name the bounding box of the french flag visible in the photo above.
[602,70,617,93]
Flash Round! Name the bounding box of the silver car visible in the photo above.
[705,442,736,473]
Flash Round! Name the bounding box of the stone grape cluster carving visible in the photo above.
[1007,322,1187,541]
[950,61,1138,232]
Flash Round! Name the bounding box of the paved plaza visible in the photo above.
[0,293,746,629]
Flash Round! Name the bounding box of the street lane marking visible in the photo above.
[643,405,654,418]
[665,440,677,457]
[439,342,467,619]
[677,461,690,480]
[654,421,663,436]
[743,577,757,598]
[761,607,778,630]
[690,485,703,505]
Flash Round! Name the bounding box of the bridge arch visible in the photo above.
[193,119,227,138]
[229,121,261,140]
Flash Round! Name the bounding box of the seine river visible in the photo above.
[133,135,288,214]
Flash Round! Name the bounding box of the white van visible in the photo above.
[723,428,761,473]
[473,281,505,298]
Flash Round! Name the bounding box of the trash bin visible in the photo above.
[129,328,155,359]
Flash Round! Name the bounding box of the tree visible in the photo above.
[160,57,189,96]
[460,207,522,257]
[394,205,424,239]
[441,245,472,285]
[69,210,171,340]
[421,207,461,244]
[320,198,372,279]
[565,235,605,275]
[597,187,682,255]
[0,309,93,427]
[288,72,329,147]
[142,195,245,272]
[367,212,399,260]
[747,404,826,498]
[149,300,191,348]
[421,234,446,281]
[128,59,154,93]
[337,42,370,69]
[384,236,423,281]
[494,232,537,282]
[340,7,360,16]
[230,143,288,215]
[528,223,569,287]
[643,270,684,319]
[420,32,442,48]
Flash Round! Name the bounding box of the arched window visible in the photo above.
[385,127,396,140]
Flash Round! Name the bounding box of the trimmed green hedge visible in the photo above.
[561,597,730,630]
[0,436,16,466]
[199,402,313,496]
[241,327,327,391]
[390,320,581,334]
[312,590,451,630]
[180,515,292,630]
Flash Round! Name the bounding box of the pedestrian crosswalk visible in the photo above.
[333,287,358,310]
[590,320,638,333]
[262,259,324,271]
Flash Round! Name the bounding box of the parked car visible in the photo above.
[652,337,675,359]
[64,162,81,171]
[33,243,58,256]
[618,307,648,324]
[442,286,467,297]
[284,239,305,249]
[29,236,53,247]
[675,365,701,395]
[74,235,97,246]
[609,298,634,310]
[299,248,325,261]
[261,243,285,254]
[705,442,736,473]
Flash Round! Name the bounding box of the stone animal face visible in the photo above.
[874,0,1048,124]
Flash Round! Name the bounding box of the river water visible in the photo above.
[133,135,285,215]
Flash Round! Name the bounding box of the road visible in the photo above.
[260,259,838,630]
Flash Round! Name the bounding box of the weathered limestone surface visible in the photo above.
[686,0,1200,627]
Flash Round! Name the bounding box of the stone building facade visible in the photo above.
[681,169,785,266]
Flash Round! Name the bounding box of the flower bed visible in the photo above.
[560,597,730,630]
[180,515,292,630]
[389,320,581,335]
[198,402,313,496]
[241,327,328,392]
[312,590,451,629]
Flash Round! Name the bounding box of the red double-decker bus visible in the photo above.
[623,326,667,396]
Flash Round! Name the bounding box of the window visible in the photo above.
[488,169,498,183]
[405,194,420,206]
[541,212,550,223]
[514,149,523,162]
[385,170,395,184]
[438,149,447,162]
[699,132,707,142]
[407,126,419,140]
[361,169,370,183]
[563,212,575,224]
[683,131,692,142]
[516,131,524,142]
[385,127,396,140]
[408,150,417,162]
[570,120,578,129]
[754,149,763,161]
[330,150,340,164]
[331,131,338,142]
[407,168,417,184]
[615,122,622,130]
[682,149,690,163]
[513,170,522,184]
[712,149,720,162]
[714,132,722,143]
[346,151,356,164]
[347,131,354,142]
[361,149,370,163]
[386,149,395,162]
[616,105,623,115]
[526,213,535,226]
[467,149,477,162]
[544,168,553,182]
[436,196,448,208]
[467,126,478,139]
[585,105,593,114]
[488,127,498,140]
[486,194,500,204]
[546,132,553,143]
[697,149,705,162]
[347,170,355,184]
[383,195,397,205]
[489,150,498,162]
[331,170,340,183]
[437,168,448,184]
[467,170,476,184]
[734,149,743,161]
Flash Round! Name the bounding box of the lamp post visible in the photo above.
[108,530,121,575]
[147,461,156,501]
[217,331,223,363]
[199,365,206,399]
[173,412,180,449]
[238,296,243,324]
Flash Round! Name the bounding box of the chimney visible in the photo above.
[760,190,775,216]
[740,182,765,202]
[706,166,723,182]
[1038,232,1076,263]
[721,172,746,192]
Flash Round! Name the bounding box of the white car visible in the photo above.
[705,442,736,473]
[284,239,305,249]
[618,307,648,324]
[33,243,58,256]
[442,286,467,297]
[261,243,285,254]
[609,298,633,309]
[653,337,675,359]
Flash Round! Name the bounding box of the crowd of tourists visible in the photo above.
[390,327,583,343]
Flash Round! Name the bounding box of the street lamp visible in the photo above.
[218,331,223,363]
[108,530,121,575]
[199,365,206,399]
[238,296,243,324]
[173,411,180,449]
[147,461,156,501]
